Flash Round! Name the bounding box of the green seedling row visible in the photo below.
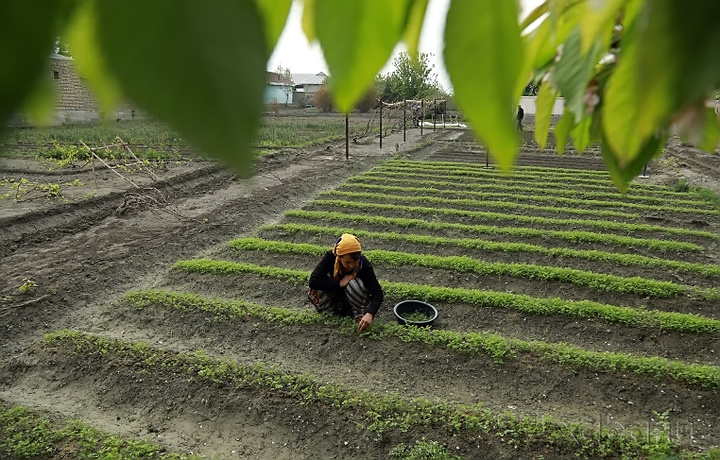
[382,160,682,193]
[353,169,705,206]
[39,329,703,459]
[265,222,720,278]
[377,162,662,192]
[378,162,720,209]
[171,259,720,334]
[325,187,637,220]
[310,198,719,242]
[295,206,703,253]
[350,180,720,218]
[0,403,193,459]
[387,159,613,178]
[125,289,720,389]
[228,237,712,300]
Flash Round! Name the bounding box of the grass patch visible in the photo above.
[0,402,193,459]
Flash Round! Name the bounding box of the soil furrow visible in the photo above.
[257,227,719,288]
[159,267,720,366]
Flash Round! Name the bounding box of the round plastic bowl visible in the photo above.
[393,300,438,326]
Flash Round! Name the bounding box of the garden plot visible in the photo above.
[121,158,720,457]
[3,135,720,459]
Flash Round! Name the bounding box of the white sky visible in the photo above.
[267,0,542,92]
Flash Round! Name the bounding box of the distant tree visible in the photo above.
[54,38,72,57]
[355,85,379,112]
[275,64,293,106]
[377,52,445,102]
[313,85,334,113]
[523,83,539,96]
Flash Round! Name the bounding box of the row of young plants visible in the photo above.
[376,161,720,209]
[327,186,639,220]
[353,168,709,206]
[38,329,711,459]
[311,196,719,242]
[262,222,720,279]
[374,161,663,191]
[171,259,720,334]
[124,289,720,389]
[297,206,704,253]
[226,237,719,300]
[0,402,193,460]
[346,174,719,217]
[381,160,660,188]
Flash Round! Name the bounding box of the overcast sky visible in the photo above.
[267,0,542,92]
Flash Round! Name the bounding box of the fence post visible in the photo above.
[403,100,406,143]
[345,113,349,160]
[379,99,383,149]
[420,100,424,136]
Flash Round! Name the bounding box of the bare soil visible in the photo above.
[1,126,719,459]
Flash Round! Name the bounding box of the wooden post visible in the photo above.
[403,100,406,143]
[420,100,424,136]
[379,99,383,149]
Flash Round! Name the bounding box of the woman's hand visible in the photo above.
[358,313,373,331]
[339,274,356,288]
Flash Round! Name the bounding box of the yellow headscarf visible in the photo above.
[332,233,362,280]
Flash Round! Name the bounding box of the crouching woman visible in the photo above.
[308,233,383,331]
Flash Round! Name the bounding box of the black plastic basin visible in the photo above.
[393,300,438,326]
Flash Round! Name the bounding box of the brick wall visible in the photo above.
[49,55,138,117]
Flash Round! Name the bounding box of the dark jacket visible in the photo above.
[309,251,384,315]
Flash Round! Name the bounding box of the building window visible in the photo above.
[53,71,60,80]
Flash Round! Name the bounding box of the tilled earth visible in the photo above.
[1,128,719,459]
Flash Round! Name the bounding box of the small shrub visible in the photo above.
[313,85,334,113]
[674,179,689,192]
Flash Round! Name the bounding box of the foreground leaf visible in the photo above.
[636,1,720,142]
[0,1,73,129]
[445,0,523,170]
[256,0,293,53]
[403,0,429,59]
[533,81,558,149]
[94,0,267,174]
[553,110,574,155]
[314,0,412,112]
[602,133,666,193]
[65,1,122,115]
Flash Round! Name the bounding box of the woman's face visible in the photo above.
[339,254,358,272]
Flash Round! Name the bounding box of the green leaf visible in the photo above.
[601,9,643,165]
[404,0,429,59]
[444,0,522,170]
[579,0,626,53]
[533,82,557,149]
[302,0,317,42]
[0,1,71,128]
[524,4,583,73]
[94,0,267,174]
[571,114,591,152]
[65,1,122,115]
[553,110,574,155]
[520,0,548,31]
[699,108,720,152]
[314,0,412,112]
[636,1,720,138]
[553,27,603,123]
[255,0,293,52]
[602,133,666,193]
